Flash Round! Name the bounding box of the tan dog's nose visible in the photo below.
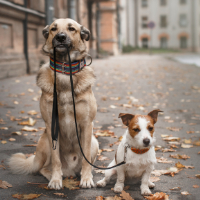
[143,138,150,146]
[56,33,66,42]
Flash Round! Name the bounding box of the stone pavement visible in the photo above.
[0,54,200,200]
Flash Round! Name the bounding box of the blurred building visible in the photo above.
[0,0,121,79]
[121,0,200,52]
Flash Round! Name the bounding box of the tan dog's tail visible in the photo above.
[8,153,40,175]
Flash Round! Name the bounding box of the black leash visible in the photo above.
[51,45,126,170]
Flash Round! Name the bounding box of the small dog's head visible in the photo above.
[42,18,90,60]
[119,109,163,148]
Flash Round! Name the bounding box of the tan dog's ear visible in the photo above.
[118,113,135,126]
[148,109,163,124]
[80,26,90,41]
[43,25,50,39]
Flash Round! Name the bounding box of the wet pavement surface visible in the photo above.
[0,54,200,200]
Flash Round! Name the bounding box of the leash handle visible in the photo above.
[66,46,126,170]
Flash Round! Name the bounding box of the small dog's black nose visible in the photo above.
[143,138,150,146]
[56,33,66,42]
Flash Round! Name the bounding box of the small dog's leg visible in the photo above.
[140,166,154,196]
[148,180,155,188]
[97,159,116,187]
[79,123,95,189]
[114,166,125,193]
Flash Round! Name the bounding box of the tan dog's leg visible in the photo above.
[46,127,63,190]
[79,123,94,188]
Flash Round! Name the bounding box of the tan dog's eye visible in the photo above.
[69,27,75,31]
[133,128,140,132]
[148,127,153,131]
[51,27,57,31]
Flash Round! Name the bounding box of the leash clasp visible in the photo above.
[124,143,130,163]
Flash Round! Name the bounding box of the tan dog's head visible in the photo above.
[119,109,163,148]
[42,18,90,61]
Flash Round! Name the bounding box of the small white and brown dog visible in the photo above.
[97,109,162,196]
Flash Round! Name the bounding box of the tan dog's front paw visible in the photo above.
[48,178,62,190]
[148,181,155,188]
[114,184,124,193]
[80,174,94,188]
[141,186,152,196]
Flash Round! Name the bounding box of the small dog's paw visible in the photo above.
[80,174,94,189]
[148,181,155,188]
[48,178,62,190]
[141,187,152,196]
[96,179,106,187]
[114,184,123,193]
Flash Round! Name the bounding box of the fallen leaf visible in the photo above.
[9,138,16,142]
[0,180,12,189]
[144,192,169,200]
[187,131,194,134]
[166,127,181,132]
[23,144,37,147]
[28,89,34,93]
[123,104,132,108]
[62,177,80,190]
[124,185,130,190]
[105,196,122,200]
[193,185,199,188]
[96,196,104,200]
[1,140,7,144]
[108,126,114,129]
[181,143,193,148]
[12,131,22,136]
[157,157,173,164]
[170,154,190,160]
[95,130,115,137]
[149,177,160,183]
[185,166,194,169]
[193,140,200,146]
[175,162,185,169]
[163,137,180,141]
[54,193,66,197]
[97,155,109,161]
[0,127,8,130]
[110,97,120,101]
[110,105,117,109]
[21,126,38,132]
[28,110,38,115]
[162,148,176,153]
[14,101,19,105]
[99,108,108,113]
[181,191,190,195]
[170,187,181,190]
[195,174,200,179]
[101,149,114,152]
[151,170,170,177]
[12,193,41,199]
[184,139,192,144]
[120,190,134,200]
[18,118,36,126]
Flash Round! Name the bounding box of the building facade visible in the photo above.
[121,0,200,52]
[0,0,120,79]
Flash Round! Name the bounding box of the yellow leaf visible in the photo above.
[175,162,185,169]
[9,138,16,142]
[120,190,134,200]
[62,177,80,190]
[1,140,7,144]
[0,180,12,189]
[144,192,169,200]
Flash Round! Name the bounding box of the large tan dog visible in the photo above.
[9,18,99,190]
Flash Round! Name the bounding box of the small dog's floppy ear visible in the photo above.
[43,25,49,39]
[80,26,90,41]
[148,109,163,124]
[118,113,135,126]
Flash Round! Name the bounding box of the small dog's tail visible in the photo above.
[8,153,41,175]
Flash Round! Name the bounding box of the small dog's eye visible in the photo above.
[133,128,140,132]
[148,127,153,131]
[51,27,57,31]
[69,27,75,31]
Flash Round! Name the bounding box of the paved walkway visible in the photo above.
[0,54,200,200]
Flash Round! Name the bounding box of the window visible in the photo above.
[180,0,186,4]
[160,37,167,48]
[142,38,148,48]
[160,16,167,27]
[142,16,148,28]
[142,0,148,7]
[160,0,167,6]
[179,14,187,27]
[180,37,187,48]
